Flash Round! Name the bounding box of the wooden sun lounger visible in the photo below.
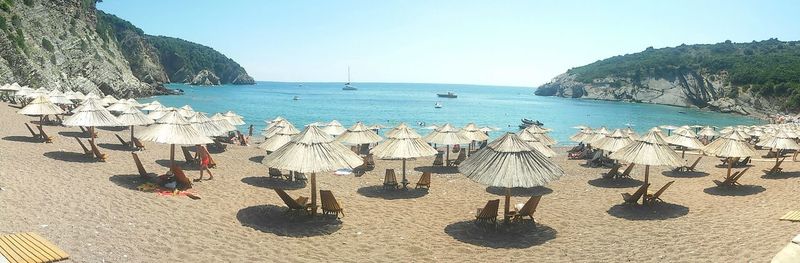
[602,163,622,179]
[275,189,310,216]
[764,157,786,175]
[132,137,145,151]
[686,156,702,172]
[74,137,92,156]
[24,123,39,138]
[197,145,217,168]
[320,190,344,218]
[383,169,399,190]
[114,134,130,147]
[619,163,635,178]
[131,152,157,179]
[89,140,107,162]
[475,199,500,225]
[432,153,444,166]
[415,172,431,189]
[170,164,192,190]
[713,167,750,187]
[622,183,650,205]
[35,126,53,143]
[363,154,375,167]
[0,232,69,263]
[511,196,542,225]
[450,150,467,166]
[212,139,227,152]
[181,146,197,165]
[644,181,674,205]
[269,168,284,179]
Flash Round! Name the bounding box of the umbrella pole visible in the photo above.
[504,188,511,224]
[311,173,317,216]
[727,158,733,179]
[446,145,450,165]
[644,165,650,185]
[170,144,175,167]
[90,126,95,144]
[130,125,135,149]
[681,148,686,158]
[401,159,408,189]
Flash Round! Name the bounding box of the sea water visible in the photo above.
[139,82,762,144]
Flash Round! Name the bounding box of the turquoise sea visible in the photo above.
[139,82,762,145]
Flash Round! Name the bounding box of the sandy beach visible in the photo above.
[1,102,798,262]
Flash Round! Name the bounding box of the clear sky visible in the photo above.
[97,0,800,87]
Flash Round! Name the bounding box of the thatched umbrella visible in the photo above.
[623,127,639,140]
[423,123,471,163]
[757,130,800,169]
[524,125,557,146]
[210,113,238,132]
[461,123,490,153]
[101,95,118,105]
[609,130,683,185]
[222,111,246,126]
[702,130,756,179]
[517,128,556,157]
[18,95,65,122]
[188,112,227,137]
[258,125,299,152]
[459,132,565,223]
[322,120,347,137]
[370,124,437,188]
[666,129,704,158]
[385,123,410,138]
[141,101,163,111]
[594,129,633,153]
[659,125,679,136]
[116,104,154,148]
[136,110,213,166]
[337,122,383,146]
[263,125,362,215]
[146,106,173,120]
[262,119,299,138]
[698,126,719,138]
[570,127,594,143]
[106,100,131,113]
[63,98,124,145]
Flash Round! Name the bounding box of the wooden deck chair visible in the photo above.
[644,181,674,205]
[432,153,444,166]
[36,125,53,143]
[415,172,431,189]
[365,154,375,166]
[114,134,130,147]
[269,168,283,179]
[170,164,192,190]
[764,157,786,175]
[713,167,750,187]
[686,156,703,172]
[621,183,650,204]
[212,139,227,152]
[511,196,542,224]
[619,163,635,178]
[475,199,500,225]
[736,157,751,167]
[602,163,622,179]
[275,189,310,215]
[451,150,467,166]
[383,169,399,189]
[131,152,156,179]
[24,122,40,138]
[132,137,145,151]
[89,140,107,162]
[74,137,92,156]
[320,190,344,218]
[359,144,370,155]
[0,232,70,263]
[181,146,197,165]
[197,145,216,168]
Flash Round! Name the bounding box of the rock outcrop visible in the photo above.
[189,70,220,86]
[0,0,254,99]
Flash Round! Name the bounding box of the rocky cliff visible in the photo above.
[0,0,253,98]
[535,39,800,118]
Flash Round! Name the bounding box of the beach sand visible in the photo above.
[0,102,797,262]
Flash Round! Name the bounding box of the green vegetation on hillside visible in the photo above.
[567,39,800,109]
[145,35,248,83]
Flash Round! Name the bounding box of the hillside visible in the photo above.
[0,0,252,98]
[535,39,800,117]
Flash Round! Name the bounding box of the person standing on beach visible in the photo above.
[196,145,214,181]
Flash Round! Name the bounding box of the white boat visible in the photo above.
[293,96,300,100]
[342,67,357,90]
[434,102,442,108]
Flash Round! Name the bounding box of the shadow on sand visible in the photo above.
[443,221,556,248]
[413,166,460,175]
[97,126,127,132]
[236,205,342,238]
[43,151,96,163]
[98,143,133,152]
[587,177,643,188]
[703,185,766,196]
[2,135,42,143]
[109,174,150,191]
[607,203,689,220]
[241,176,307,190]
[57,131,90,138]
[661,170,709,178]
[356,185,428,200]
[485,186,552,197]
[248,155,265,164]
[154,159,200,170]
[762,171,800,180]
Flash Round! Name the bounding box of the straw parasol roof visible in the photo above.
[385,123,410,137]
[517,129,557,157]
[211,113,238,132]
[367,124,387,130]
[609,130,683,168]
[593,129,633,153]
[424,123,471,145]
[106,100,131,113]
[136,110,213,145]
[702,131,757,158]
[370,124,437,160]
[188,112,227,137]
[698,126,719,137]
[125,99,142,107]
[262,119,299,138]
[180,105,194,111]
[336,122,383,145]
[63,98,124,127]
[479,126,500,132]
[757,130,800,151]
[146,107,173,120]
[570,128,594,143]
[101,95,118,105]
[141,101,163,111]
[322,120,347,136]
[258,125,299,152]
[222,111,246,126]
[460,123,490,142]
[116,104,154,127]
[18,95,65,116]
[666,129,704,150]
[0,83,19,92]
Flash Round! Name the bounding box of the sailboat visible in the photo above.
[342,66,357,90]
[434,102,443,108]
